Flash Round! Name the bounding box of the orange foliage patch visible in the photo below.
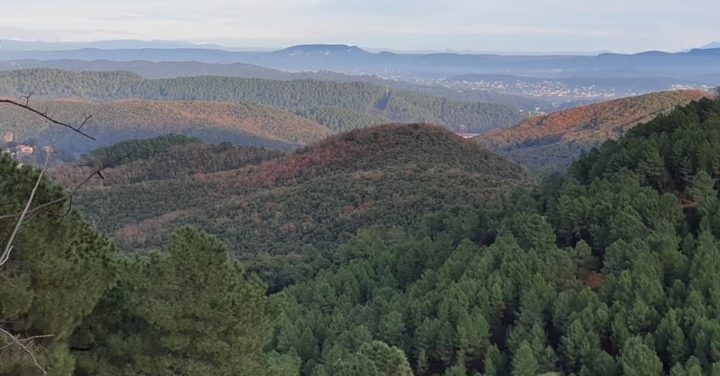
[477,90,712,150]
[583,273,606,290]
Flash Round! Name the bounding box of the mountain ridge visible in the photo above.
[274,44,370,56]
[475,89,713,171]
[0,68,524,133]
[2,44,720,78]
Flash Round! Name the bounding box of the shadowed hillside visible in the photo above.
[476,90,712,171]
[52,136,285,187]
[0,99,332,154]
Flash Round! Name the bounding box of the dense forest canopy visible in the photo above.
[52,136,286,186]
[0,59,554,112]
[0,69,525,134]
[80,134,200,166]
[0,153,292,375]
[4,96,720,375]
[268,98,720,375]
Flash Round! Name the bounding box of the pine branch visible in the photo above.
[0,91,98,375]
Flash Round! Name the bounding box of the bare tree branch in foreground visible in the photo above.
[0,154,50,375]
[0,98,95,140]
[0,93,103,223]
[1,93,97,374]
[0,166,106,223]
[0,327,49,375]
[0,152,48,266]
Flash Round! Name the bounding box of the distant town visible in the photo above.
[394,75,715,103]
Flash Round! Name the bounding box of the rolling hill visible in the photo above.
[0,59,385,82]
[0,60,551,111]
[475,89,713,171]
[66,124,528,288]
[0,99,333,154]
[0,69,525,133]
[51,135,285,187]
[0,59,301,80]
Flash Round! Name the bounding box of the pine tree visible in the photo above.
[457,309,490,365]
[0,154,116,375]
[72,228,279,375]
[656,309,688,366]
[560,319,599,372]
[334,341,412,376]
[512,341,539,376]
[620,337,663,376]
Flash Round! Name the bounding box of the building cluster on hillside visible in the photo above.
[1,131,37,159]
[399,75,713,102]
[454,125,481,139]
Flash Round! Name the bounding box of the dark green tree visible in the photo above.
[333,341,412,376]
[72,228,281,376]
[0,154,116,375]
[512,341,539,376]
[620,337,663,376]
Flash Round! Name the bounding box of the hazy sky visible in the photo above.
[1,0,718,53]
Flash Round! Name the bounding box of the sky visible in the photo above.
[0,0,718,53]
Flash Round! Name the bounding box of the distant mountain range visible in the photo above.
[2,43,720,80]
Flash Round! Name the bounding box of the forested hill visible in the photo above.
[476,90,712,172]
[67,124,528,288]
[0,68,525,133]
[52,135,285,187]
[0,59,553,112]
[9,96,720,374]
[270,97,720,375]
[569,97,720,193]
[0,98,332,154]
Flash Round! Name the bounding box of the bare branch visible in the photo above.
[79,114,92,130]
[0,99,96,140]
[0,90,97,375]
[21,90,34,107]
[0,327,48,375]
[0,334,54,351]
[0,167,106,222]
[0,154,49,266]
